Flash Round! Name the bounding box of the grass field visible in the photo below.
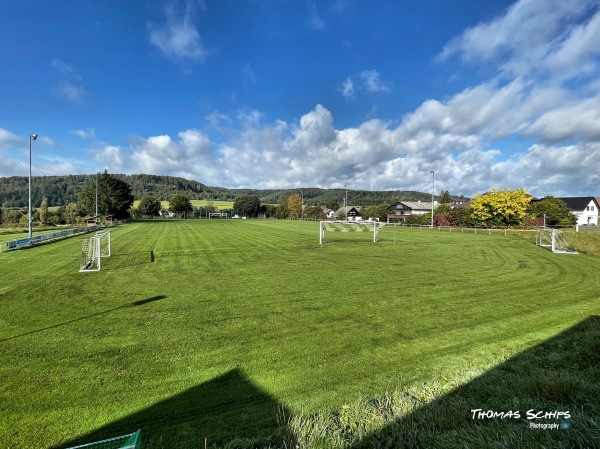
[0,220,598,448]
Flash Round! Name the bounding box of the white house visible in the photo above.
[387,200,437,222]
[557,197,599,226]
[334,206,362,221]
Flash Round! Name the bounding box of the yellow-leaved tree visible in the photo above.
[287,194,303,219]
[470,187,531,227]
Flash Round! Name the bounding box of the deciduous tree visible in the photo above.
[304,206,325,220]
[527,196,577,227]
[287,194,303,219]
[360,204,390,222]
[169,194,193,216]
[470,188,531,227]
[233,195,261,217]
[39,196,49,224]
[65,203,79,224]
[138,195,162,217]
[448,206,476,227]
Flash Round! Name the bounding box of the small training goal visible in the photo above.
[535,228,578,254]
[80,231,111,272]
[319,220,386,246]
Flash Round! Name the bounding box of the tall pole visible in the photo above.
[28,134,38,240]
[300,190,304,220]
[95,172,98,224]
[344,184,348,219]
[431,171,435,229]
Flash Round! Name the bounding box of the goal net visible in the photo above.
[64,429,141,449]
[536,228,577,254]
[319,220,386,246]
[80,231,111,272]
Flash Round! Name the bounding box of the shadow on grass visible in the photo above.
[54,368,292,449]
[0,295,167,343]
[343,315,600,449]
[47,316,600,448]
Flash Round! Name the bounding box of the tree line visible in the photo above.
[0,172,576,229]
[0,174,456,209]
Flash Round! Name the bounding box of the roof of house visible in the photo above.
[556,197,599,211]
[390,201,437,210]
[334,206,361,215]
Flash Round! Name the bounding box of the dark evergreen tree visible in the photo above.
[78,171,134,219]
[439,190,452,203]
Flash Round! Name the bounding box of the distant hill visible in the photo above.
[0,174,449,208]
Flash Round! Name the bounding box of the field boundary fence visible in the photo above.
[0,225,100,253]
[388,223,575,240]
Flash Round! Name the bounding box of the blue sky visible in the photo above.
[1,0,600,198]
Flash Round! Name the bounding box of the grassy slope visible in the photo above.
[0,221,598,448]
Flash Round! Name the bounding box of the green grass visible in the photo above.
[0,221,598,448]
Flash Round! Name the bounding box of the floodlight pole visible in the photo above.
[431,171,435,229]
[95,172,98,224]
[28,134,38,240]
[344,184,348,220]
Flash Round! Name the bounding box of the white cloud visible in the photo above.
[242,63,257,85]
[53,82,86,104]
[51,59,80,79]
[96,145,127,171]
[340,70,391,98]
[359,70,391,93]
[128,129,218,181]
[148,0,208,61]
[307,2,325,30]
[72,129,96,139]
[4,2,600,198]
[526,93,600,143]
[438,0,600,81]
[339,77,354,98]
[0,128,19,151]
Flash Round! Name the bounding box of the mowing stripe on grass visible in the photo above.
[1,220,598,448]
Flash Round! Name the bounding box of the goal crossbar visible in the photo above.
[320,220,385,246]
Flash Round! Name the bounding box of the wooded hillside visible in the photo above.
[0,174,445,208]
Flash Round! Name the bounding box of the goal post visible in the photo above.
[536,228,578,254]
[319,220,385,246]
[80,231,111,272]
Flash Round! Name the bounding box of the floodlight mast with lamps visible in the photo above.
[29,134,38,240]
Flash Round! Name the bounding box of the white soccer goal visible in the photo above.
[80,231,111,272]
[536,228,578,254]
[319,220,386,246]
